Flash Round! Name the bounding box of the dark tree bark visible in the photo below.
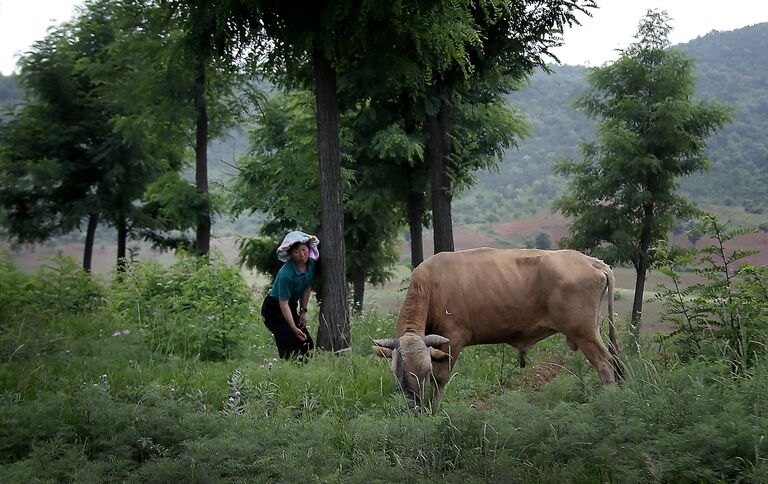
[407,190,424,267]
[117,216,127,273]
[427,85,455,254]
[83,212,98,273]
[631,204,655,335]
[400,93,425,267]
[312,43,350,351]
[194,59,211,256]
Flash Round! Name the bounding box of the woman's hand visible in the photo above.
[292,325,308,342]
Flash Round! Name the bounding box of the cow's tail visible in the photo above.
[396,266,432,336]
[603,266,625,380]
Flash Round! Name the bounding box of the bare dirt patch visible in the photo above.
[521,354,567,391]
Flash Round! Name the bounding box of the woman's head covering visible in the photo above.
[277,230,320,262]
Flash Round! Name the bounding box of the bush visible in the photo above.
[0,252,102,324]
[0,252,36,324]
[109,253,255,360]
[654,215,768,373]
[34,253,104,314]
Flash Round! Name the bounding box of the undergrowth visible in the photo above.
[1,252,767,482]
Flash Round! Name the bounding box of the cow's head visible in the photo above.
[372,333,450,408]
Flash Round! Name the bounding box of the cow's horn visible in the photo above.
[423,334,449,347]
[372,338,400,349]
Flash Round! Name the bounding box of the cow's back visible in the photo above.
[414,248,608,345]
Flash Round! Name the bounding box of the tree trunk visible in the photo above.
[631,204,654,336]
[117,216,127,273]
[194,59,211,256]
[400,93,425,267]
[407,190,424,267]
[427,85,454,253]
[83,212,98,273]
[352,257,366,313]
[312,43,350,351]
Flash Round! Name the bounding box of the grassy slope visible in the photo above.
[1,262,767,482]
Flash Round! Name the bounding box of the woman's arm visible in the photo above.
[279,299,307,341]
[298,286,312,327]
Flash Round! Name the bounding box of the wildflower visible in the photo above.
[235,391,241,397]
[228,396,235,402]
[268,362,273,369]
[122,329,130,335]
[112,330,122,337]
[259,364,265,369]
[272,358,277,362]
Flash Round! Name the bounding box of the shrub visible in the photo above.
[109,253,254,360]
[654,215,768,373]
[0,252,36,324]
[0,252,102,324]
[34,253,103,314]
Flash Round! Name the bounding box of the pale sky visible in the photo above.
[553,0,768,66]
[2,0,768,75]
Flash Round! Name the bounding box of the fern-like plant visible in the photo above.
[654,215,768,373]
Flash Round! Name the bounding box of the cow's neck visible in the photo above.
[397,318,427,337]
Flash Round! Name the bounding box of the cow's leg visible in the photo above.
[572,334,616,385]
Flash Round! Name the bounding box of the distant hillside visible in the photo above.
[455,22,768,223]
[680,23,768,207]
[454,64,589,224]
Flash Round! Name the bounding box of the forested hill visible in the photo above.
[454,22,768,224]
[681,23,768,207]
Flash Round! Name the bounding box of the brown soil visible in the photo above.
[523,354,567,391]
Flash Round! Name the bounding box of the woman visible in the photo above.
[261,231,319,359]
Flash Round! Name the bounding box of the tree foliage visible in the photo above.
[230,91,400,310]
[654,216,767,375]
[554,10,731,330]
[0,0,195,269]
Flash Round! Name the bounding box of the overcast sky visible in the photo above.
[2,0,768,75]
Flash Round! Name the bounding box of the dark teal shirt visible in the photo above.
[268,259,315,303]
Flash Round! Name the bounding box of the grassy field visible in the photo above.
[1,251,767,482]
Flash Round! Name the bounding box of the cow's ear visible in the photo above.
[430,348,450,361]
[372,346,392,358]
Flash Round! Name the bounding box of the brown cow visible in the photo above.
[372,248,623,410]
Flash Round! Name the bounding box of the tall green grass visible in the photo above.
[1,253,767,482]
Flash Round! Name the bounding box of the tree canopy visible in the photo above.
[553,10,732,331]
